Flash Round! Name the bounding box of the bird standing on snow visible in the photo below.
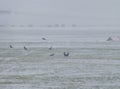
[50,53,55,56]
[9,45,13,48]
[63,52,69,57]
[24,46,28,50]
[49,46,52,50]
[42,37,46,40]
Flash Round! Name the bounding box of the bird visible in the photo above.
[63,52,69,57]
[42,37,46,40]
[49,46,52,50]
[50,53,55,56]
[9,45,13,48]
[24,46,28,50]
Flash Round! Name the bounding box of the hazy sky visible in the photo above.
[0,0,120,24]
[0,0,120,41]
[0,0,120,21]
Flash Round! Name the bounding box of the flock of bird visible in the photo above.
[9,37,69,57]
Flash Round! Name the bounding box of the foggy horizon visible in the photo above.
[0,0,120,41]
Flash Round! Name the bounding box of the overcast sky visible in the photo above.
[0,0,120,41]
[0,0,120,24]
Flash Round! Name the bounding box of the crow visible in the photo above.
[42,38,46,40]
[50,53,55,56]
[63,52,69,56]
[24,46,28,50]
[9,45,13,48]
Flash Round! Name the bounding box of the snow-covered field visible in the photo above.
[1,0,120,88]
[0,41,120,89]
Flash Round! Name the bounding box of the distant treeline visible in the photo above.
[0,24,119,28]
[0,24,76,28]
[0,10,11,14]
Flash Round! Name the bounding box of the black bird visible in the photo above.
[63,52,69,57]
[9,45,13,48]
[49,46,52,50]
[50,53,55,56]
[24,46,28,50]
[42,37,46,40]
